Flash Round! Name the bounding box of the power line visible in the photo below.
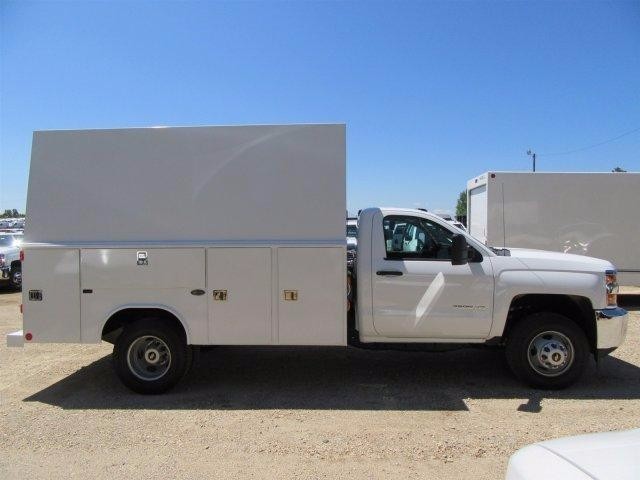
[538,126,640,157]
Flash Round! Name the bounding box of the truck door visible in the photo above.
[371,212,494,339]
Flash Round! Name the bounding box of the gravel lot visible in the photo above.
[1,289,639,479]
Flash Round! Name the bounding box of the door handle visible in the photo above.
[376,270,403,276]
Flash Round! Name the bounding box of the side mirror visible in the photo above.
[451,234,468,266]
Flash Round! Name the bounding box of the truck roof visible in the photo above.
[468,171,640,190]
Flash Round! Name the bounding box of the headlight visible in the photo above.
[605,270,618,307]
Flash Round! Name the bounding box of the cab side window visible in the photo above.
[383,215,456,260]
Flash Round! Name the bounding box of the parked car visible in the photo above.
[506,428,640,479]
[0,218,24,229]
[448,220,466,231]
[346,217,358,267]
[434,212,466,231]
[346,218,358,244]
[0,233,22,289]
[8,124,629,395]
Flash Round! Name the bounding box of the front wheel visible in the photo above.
[9,265,21,289]
[505,312,589,389]
[113,318,191,394]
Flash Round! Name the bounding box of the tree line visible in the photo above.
[1,209,25,218]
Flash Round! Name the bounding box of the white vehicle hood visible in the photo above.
[0,245,19,256]
[506,247,615,273]
[507,429,640,480]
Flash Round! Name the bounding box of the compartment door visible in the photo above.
[277,247,346,346]
[80,248,207,343]
[207,248,272,344]
[23,248,80,343]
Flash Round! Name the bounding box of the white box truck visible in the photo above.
[467,172,640,286]
[7,126,629,393]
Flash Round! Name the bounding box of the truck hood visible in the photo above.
[506,248,615,272]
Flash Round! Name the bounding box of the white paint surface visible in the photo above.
[26,124,346,244]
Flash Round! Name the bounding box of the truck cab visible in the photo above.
[352,208,628,389]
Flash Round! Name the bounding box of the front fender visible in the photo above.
[489,269,604,339]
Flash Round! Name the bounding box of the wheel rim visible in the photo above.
[527,330,574,377]
[126,335,172,381]
[12,270,21,286]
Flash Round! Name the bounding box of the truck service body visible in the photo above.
[8,124,629,393]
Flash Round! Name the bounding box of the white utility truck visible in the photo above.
[467,171,640,286]
[7,125,628,394]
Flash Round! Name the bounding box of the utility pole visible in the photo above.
[527,149,536,172]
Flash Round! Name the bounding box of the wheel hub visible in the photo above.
[527,330,574,377]
[144,348,161,364]
[126,335,172,381]
[537,340,568,369]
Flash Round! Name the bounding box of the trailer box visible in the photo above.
[23,124,347,346]
[467,172,640,286]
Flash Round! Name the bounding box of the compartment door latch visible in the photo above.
[283,290,298,301]
[213,290,228,301]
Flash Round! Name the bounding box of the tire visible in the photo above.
[112,318,191,394]
[9,265,21,289]
[505,312,589,389]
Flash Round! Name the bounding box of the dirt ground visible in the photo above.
[1,290,639,479]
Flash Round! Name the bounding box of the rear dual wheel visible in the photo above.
[506,312,589,389]
[113,318,192,394]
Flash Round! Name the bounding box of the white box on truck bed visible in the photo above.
[27,124,345,243]
[467,172,640,286]
[22,124,347,349]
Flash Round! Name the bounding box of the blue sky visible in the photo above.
[1,1,639,215]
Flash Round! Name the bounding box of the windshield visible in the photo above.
[346,225,358,238]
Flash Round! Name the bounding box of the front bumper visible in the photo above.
[595,307,629,350]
